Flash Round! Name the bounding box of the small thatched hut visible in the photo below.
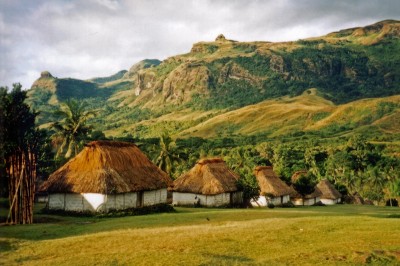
[289,188,322,206]
[290,170,322,206]
[171,158,243,207]
[316,179,342,205]
[40,141,172,213]
[251,166,292,207]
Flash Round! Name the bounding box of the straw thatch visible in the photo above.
[40,141,171,194]
[172,158,240,195]
[316,179,342,200]
[254,166,292,197]
[291,170,308,183]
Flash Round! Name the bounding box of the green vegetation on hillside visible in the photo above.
[90,70,128,84]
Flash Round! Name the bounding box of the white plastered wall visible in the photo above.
[48,191,146,212]
[143,188,167,206]
[291,196,321,206]
[320,198,340,205]
[251,194,290,207]
[83,193,106,211]
[65,193,84,211]
[48,193,65,209]
[173,192,233,207]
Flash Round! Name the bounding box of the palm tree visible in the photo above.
[154,134,186,177]
[366,166,386,201]
[51,99,95,159]
[383,167,400,206]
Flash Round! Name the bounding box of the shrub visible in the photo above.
[280,201,295,208]
[312,201,326,206]
[267,203,275,209]
[40,204,176,218]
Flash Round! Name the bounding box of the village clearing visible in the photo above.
[0,204,399,265]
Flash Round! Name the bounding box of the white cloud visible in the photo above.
[0,0,399,89]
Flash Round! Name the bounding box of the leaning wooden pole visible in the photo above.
[7,167,24,224]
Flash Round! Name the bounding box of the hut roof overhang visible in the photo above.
[40,141,172,194]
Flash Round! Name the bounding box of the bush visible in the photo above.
[267,203,275,209]
[41,204,176,218]
[280,201,295,208]
[312,201,326,206]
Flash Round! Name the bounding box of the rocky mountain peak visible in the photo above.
[40,71,54,79]
[215,34,227,42]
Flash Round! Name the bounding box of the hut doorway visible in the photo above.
[137,192,144,208]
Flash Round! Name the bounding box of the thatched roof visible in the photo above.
[40,141,172,194]
[291,170,308,183]
[171,158,240,195]
[254,166,292,197]
[317,179,342,200]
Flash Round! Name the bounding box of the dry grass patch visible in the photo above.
[1,206,399,265]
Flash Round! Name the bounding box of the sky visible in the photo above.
[1,0,399,89]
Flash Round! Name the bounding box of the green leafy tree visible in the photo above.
[272,144,305,182]
[0,87,6,197]
[51,99,95,159]
[293,172,317,198]
[304,146,328,180]
[225,147,261,204]
[1,84,42,224]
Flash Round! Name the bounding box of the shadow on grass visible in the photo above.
[0,240,16,252]
[0,204,399,242]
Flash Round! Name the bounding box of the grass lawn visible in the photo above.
[0,204,399,265]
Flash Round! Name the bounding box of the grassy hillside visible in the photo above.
[1,205,399,265]
[179,88,335,138]
[101,90,399,141]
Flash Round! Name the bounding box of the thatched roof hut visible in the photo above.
[171,158,243,207]
[316,179,342,200]
[40,141,171,194]
[172,158,240,195]
[250,166,292,207]
[254,166,292,197]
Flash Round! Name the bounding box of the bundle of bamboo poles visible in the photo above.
[6,150,37,224]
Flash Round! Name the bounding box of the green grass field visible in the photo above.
[1,204,399,265]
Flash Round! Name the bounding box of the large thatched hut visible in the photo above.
[251,166,292,207]
[171,158,243,207]
[40,141,172,213]
[316,179,342,205]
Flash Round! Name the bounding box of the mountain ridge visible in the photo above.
[27,19,400,140]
